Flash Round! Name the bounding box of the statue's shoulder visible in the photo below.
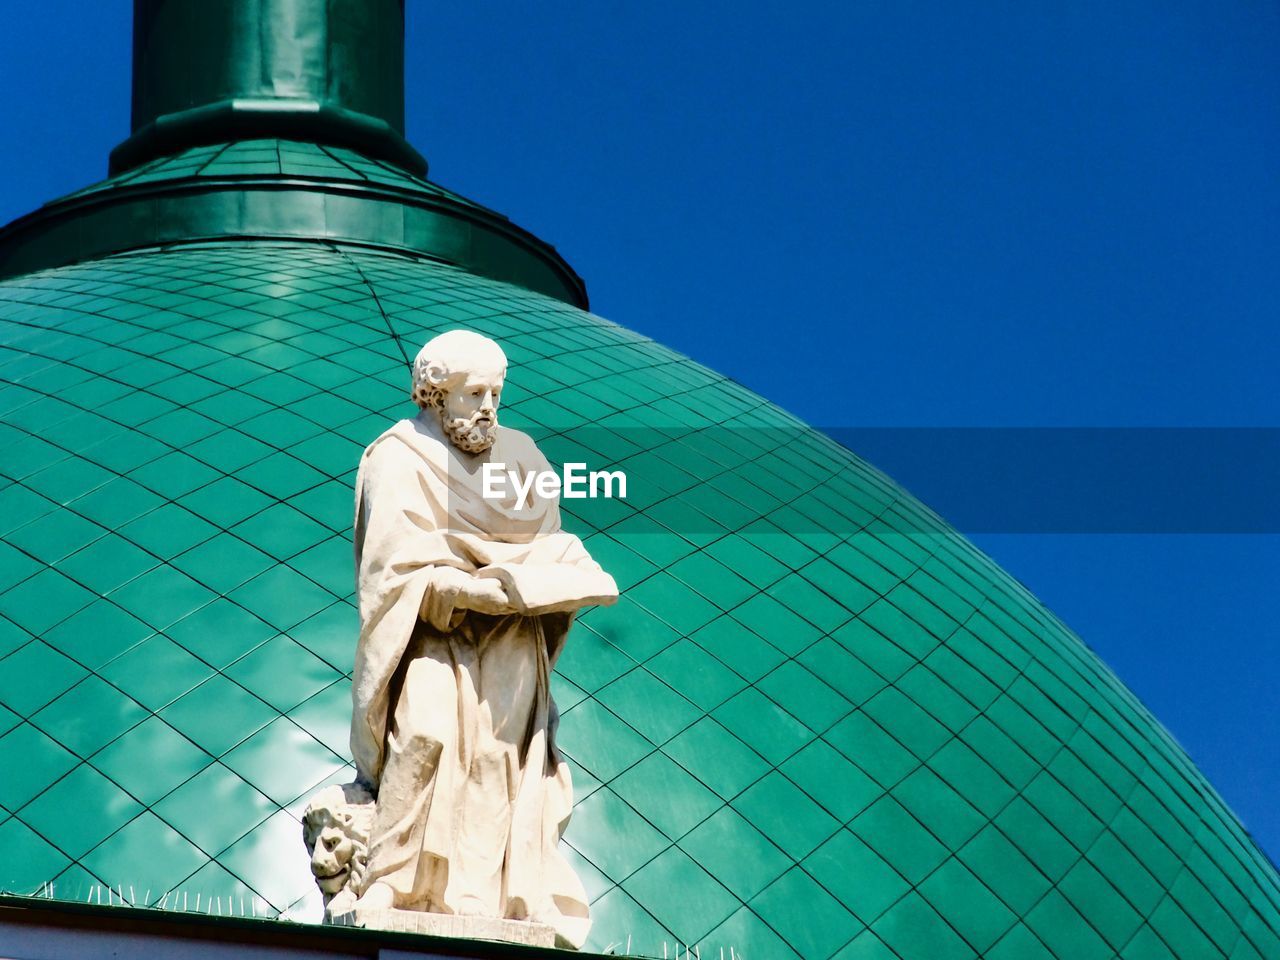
[360,419,442,475]
[361,419,408,460]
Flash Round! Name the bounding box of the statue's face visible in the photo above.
[439,365,504,453]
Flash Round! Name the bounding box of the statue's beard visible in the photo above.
[441,409,498,453]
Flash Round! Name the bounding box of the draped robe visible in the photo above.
[349,414,616,948]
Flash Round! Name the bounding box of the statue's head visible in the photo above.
[301,783,374,901]
[411,330,507,454]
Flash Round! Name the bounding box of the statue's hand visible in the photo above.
[456,577,514,615]
[421,567,472,622]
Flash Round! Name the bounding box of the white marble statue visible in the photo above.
[327,329,616,948]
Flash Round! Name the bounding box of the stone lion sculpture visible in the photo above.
[301,782,375,919]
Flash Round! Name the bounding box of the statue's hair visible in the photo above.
[410,329,507,409]
[302,782,375,896]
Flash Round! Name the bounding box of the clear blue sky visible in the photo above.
[1,3,1277,859]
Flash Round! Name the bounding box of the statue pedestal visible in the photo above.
[331,908,557,948]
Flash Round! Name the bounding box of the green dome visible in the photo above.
[2,232,1278,958]
[1,4,1278,959]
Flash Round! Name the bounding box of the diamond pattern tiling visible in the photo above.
[799,637,887,706]
[715,688,812,766]
[179,859,273,916]
[692,613,786,683]
[623,846,739,943]
[851,796,950,886]
[583,596,681,663]
[873,893,977,960]
[224,634,340,714]
[286,681,351,758]
[827,711,920,789]
[928,737,1017,820]
[214,808,316,910]
[892,766,986,850]
[994,796,1080,884]
[171,533,274,594]
[679,806,792,903]
[0,542,41,594]
[100,635,214,712]
[80,811,208,908]
[1025,890,1114,960]
[6,509,106,564]
[610,752,721,841]
[897,662,980,733]
[30,677,148,758]
[751,866,863,960]
[159,675,278,757]
[0,618,26,662]
[757,659,852,733]
[0,817,69,896]
[91,716,213,807]
[220,716,345,809]
[805,829,910,927]
[730,591,823,657]
[2,569,95,635]
[108,565,215,632]
[781,739,881,824]
[707,907,804,960]
[0,724,78,811]
[646,636,746,709]
[57,534,160,596]
[595,669,701,747]
[288,602,357,673]
[68,475,164,527]
[554,625,634,694]
[918,857,1018,955]
[162,599,275,670]
[664,716,771,801]
[557,698,653,782]
[117,502,217,557]
[0,641,87,716]
[583,887,677,958]
[863,686,952,761]
[1057,859,1144,952]
[19,763,143,860]
[228,566,336,632]
[734,771,841,861]
[1,239,1278,959]
[564,787,668,883]
[0,702,18,740]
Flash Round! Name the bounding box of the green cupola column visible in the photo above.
[109,0,426,176]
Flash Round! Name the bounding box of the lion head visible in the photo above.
[301,782,375,917]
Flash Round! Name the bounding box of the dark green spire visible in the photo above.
[110,0,425,176]
[0,0,586,306]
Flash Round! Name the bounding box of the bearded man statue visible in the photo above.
[346,330,617,948]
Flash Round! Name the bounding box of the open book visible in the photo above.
[476,562,619,616]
